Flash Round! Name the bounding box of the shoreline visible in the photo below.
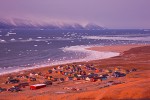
[0,44,149,76]
[0,45,119,75]
[86,44,149,53]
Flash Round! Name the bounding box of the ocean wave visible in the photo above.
[82,36,150,41]
[61,45,120,61]
[0,38,73,43]
[15,38,72,43]
[0,45,119,75]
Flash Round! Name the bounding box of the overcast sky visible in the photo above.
[0,0,150,29]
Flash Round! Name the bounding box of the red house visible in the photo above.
[30,84,46,90]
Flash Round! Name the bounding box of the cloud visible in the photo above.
[0,0,150,28]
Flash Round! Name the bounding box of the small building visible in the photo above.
[6,79,20,84]
[65,77,73,81]
[99,75,107,81]
[29,77,36,81]
[85,77,91,81]
[95,69,100,73]
[30,84,46,90]
[48,70,52,74]
[105,69,112,73]
[18,82,29,88]
[113,72,126,77]
[52,68,56,71]
[131,68,137,72]
[47,76,53,80]
[73,77,80,81]
[59,78,65,82]
[43,81,52,85]
[51,78,58,82]
[90,78,97,82]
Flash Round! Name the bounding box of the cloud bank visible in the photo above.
[0,0,150,29]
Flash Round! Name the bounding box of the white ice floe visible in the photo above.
[5,32,16,36]
[28,38,33,41]
[18,38,23,40]
[37,37,42,39]
[34,45,38,47]
[8,38,72,43]
[0,39,6,43]
[10,38,16,41]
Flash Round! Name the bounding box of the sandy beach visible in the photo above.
[87,44,146,53]
[0,44,150,100]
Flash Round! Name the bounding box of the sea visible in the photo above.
[0,29,150,74]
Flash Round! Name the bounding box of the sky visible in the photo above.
[0,0,150,29]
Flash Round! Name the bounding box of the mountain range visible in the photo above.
[0,18,105,30]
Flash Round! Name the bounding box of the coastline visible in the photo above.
[0,44,150,100]
[0,45,119,75]
[0,44,149,76]
[86,44,148,53]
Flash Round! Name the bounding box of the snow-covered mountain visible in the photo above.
[85,23,104,30]
[0,18,105,30]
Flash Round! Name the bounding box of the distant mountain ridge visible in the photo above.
[0,18,105,30]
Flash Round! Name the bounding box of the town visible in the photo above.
[0,63,137,93]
